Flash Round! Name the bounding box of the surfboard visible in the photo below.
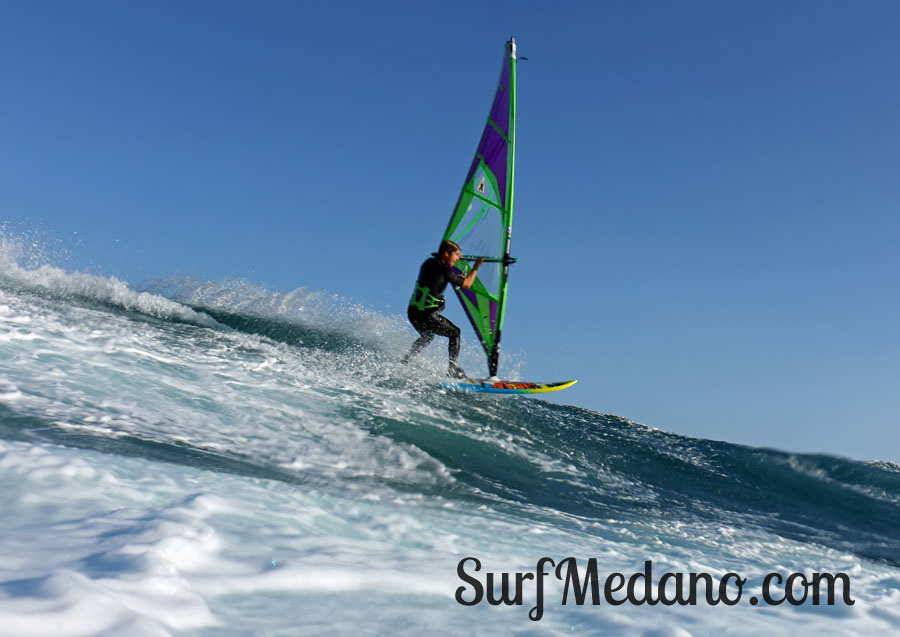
[441,379,577,394]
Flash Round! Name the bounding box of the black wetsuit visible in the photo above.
[405,257,465,364]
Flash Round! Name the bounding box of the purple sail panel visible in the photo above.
[478,125,508,209]
[459,287,500,338]
[461,123,508,210]
[462,56,511,209]
[489,57,511,138]
[455,133,505,212]
[459,286,478,307]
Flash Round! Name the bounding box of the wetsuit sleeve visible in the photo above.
[444,264,465,287]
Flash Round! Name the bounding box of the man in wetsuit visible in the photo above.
[402,240,485,378]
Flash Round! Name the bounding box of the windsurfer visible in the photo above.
[402,240,485,378]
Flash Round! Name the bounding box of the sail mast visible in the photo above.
[489,36,517,378]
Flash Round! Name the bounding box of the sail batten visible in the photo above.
[441,38,517,378]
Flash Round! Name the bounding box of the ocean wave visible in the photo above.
[2,231,899,634]
[0,232,220,327]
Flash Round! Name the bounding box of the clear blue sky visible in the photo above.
[2,1,899,462]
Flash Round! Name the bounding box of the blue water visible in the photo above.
[1,239,898,636]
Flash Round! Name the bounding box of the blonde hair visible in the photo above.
[438,240,460,255]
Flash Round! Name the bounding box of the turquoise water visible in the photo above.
[1,240,898,636]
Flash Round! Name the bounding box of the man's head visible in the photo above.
[437,240,462,267]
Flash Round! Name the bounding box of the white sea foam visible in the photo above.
[0,233,219,327]
[144,275,410,348]
[2,237,900,635]
[1,434,897,636]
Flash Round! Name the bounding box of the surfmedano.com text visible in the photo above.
[455,557,856,621]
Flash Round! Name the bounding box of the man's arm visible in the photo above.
[461,258,486,289]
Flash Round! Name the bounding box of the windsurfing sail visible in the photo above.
[442,37,518,378]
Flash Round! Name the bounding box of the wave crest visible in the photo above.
[0,231,219,327]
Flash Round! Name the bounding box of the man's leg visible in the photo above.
[404,331,434,362]
[426,314,463,376]
[404,308,436,363]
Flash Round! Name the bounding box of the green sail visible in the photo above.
[442,38,517,378]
